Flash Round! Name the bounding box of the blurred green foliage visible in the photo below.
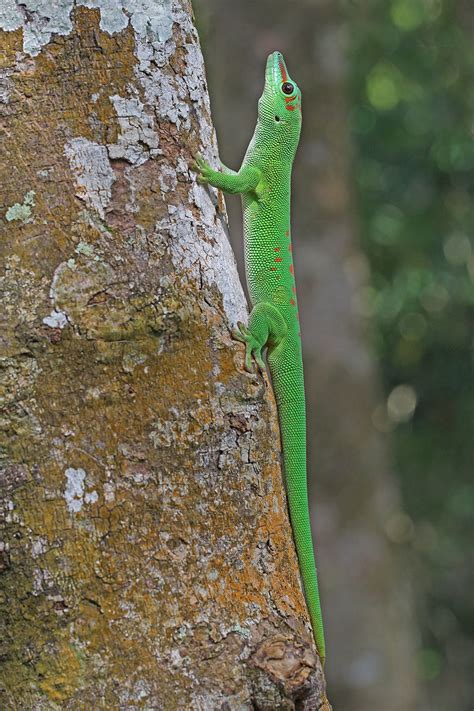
[347,0,473,705]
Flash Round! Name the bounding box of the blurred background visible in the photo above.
[193,1,473,709]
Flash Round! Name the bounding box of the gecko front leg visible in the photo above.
[193,155,265,197]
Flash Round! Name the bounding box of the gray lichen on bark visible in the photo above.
[0,0,174,55]
[0,0,330,708]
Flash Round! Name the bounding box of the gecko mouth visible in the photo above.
[265,51,289,91]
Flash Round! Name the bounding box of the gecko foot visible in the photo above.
[191,154,212,185]
[232,321,266,373]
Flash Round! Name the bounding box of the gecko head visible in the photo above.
[258,51,302,156]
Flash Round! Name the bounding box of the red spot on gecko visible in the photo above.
[270,267,277,271]
[290,298,296,306]
[285,230,289,237]
[274,247,281,252]
[288,244,292,252]
[291,286,296,294]
[289,264,294,275]
[279,60,288,82]
[284,95,296,103]
[275,257,283,263]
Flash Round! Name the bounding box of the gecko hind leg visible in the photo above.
[232,302,287,373]
[232,321,266,372]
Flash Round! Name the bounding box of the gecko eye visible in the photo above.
[282,82,294,95]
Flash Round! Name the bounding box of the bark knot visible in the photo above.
[250,633,326,707]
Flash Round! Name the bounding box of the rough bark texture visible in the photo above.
[0,2,330,708]
[195,0,420,709]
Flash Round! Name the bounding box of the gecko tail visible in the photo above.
[269,359,326,664]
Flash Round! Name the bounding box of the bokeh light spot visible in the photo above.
[443,232,472,266]
[366,64,401,111]
[387,384,417,422]
[390,0,425,31]
[390,0,442,30]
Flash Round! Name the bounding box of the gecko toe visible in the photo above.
[244,353,255,372]
[231,327,246,343]
[254,352,266,372]
[232,322,265,373]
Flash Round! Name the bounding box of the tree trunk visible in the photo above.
[0,2,330,708]
[195,0,420,708]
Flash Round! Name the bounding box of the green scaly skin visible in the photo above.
[194,52,326,664]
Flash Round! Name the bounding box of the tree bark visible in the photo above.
[0,1,330,708]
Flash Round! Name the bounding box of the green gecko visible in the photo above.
[194,51,325,664]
